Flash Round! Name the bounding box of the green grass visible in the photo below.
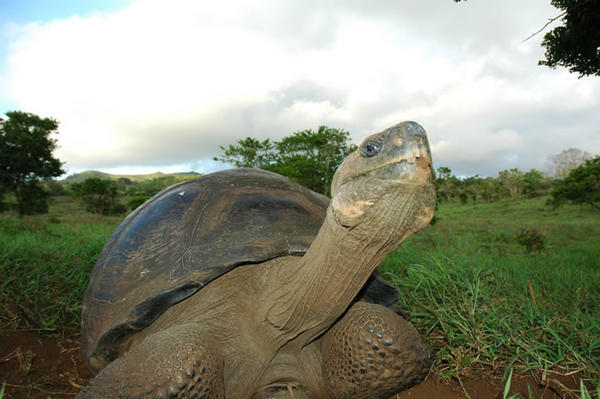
[0,199,120,333]
[380,196,600,385]
[0,194,599,390]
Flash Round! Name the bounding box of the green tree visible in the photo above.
[522,169,547,197]
[436,166,453,180]
[539,0,600,77]
[434,166,461,202]
[497,169,526,199]
[548,156,600,210]
[478,176,504,202]
[128,195,149,210]
[127,176,180,197]
[0,111,64,215]
[272,126,356,196]
[213,137,275,168]
[42,179,68,196]
[454,0,600,77]
[15,181,50,215]
[71,178,125,215]
[462,175,483,202]
[497,168,549,199]
[214,126,356,196]
[435,167,550,203]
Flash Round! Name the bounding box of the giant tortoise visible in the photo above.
[78,121,436,398]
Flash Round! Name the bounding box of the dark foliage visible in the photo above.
[270,127,356,196]
[539,0,600,77]
[454,0,600,77]
[434,166,553,204]
[70,178,126,215]
[15,181,50,215]
[43,179,68,196]
[125,176,182,198]
[214,126,356,196]
[214,137,275,169]
[128,195,149,210]
[548,156,600,210]
[0,111,64,215]
[513,228,546,254]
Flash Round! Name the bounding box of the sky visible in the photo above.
[1,0,599,178]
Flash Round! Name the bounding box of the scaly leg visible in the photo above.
[321,302,431,399]
[77,323,224,398]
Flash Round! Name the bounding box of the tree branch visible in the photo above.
[523,11,567,42]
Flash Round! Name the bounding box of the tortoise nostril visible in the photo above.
[404,122,426,136]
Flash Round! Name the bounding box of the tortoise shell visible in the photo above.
[81,168,397,372]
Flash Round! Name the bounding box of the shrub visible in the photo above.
[70,178,124,215]
[128,195,149,210]
[513,228,545,254]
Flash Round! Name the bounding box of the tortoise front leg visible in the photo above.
[77,324,224,398]
[320,302,431,399]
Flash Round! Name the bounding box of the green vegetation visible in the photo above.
[59,171,203,215]
[380,196,600,386]
[0,198,121,332]
[1,194,598,389]
[435,167,554,204]
[0,111,64,215]
[453,0,600,78]
[214,126,356,196]
[538,0,600,77]
[61,170,201,185]
[71,177,126,215]
[549,156,600,210]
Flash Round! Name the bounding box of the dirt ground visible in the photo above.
[0,330,590,399]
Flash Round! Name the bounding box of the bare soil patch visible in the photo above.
[0,330,589,398]
[0,330,91,398]
[396,372,587,399]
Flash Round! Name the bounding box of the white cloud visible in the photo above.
[2,0,600,176]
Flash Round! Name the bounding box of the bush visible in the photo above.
[128,195,149,210]
[70,178,124,215]
[548,156,600,210]
[513,228,545,254]
[15,182,49,215]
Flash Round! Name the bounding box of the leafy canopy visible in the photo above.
[548,156,600,210]
[0,111,64,215]
[214,126,356,196]
[70,177,125,215]
[215,137,275,169]
[539,0,600,77]
[434,166,550,204]
[454,0,600,77]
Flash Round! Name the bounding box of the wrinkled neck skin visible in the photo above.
[263,178,435,347]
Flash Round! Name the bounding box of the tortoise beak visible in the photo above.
[367,121,434,185]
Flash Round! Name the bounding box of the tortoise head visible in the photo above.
[330,121,435,228]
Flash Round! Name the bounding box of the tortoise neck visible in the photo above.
[264,191,414,344]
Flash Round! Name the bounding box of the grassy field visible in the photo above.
[0,196,121,333]
[1,194,599,393]
[381,196,600,390]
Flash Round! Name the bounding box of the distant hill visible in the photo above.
[60,170,202,184]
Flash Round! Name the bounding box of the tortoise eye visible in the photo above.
[362,141,383,157]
